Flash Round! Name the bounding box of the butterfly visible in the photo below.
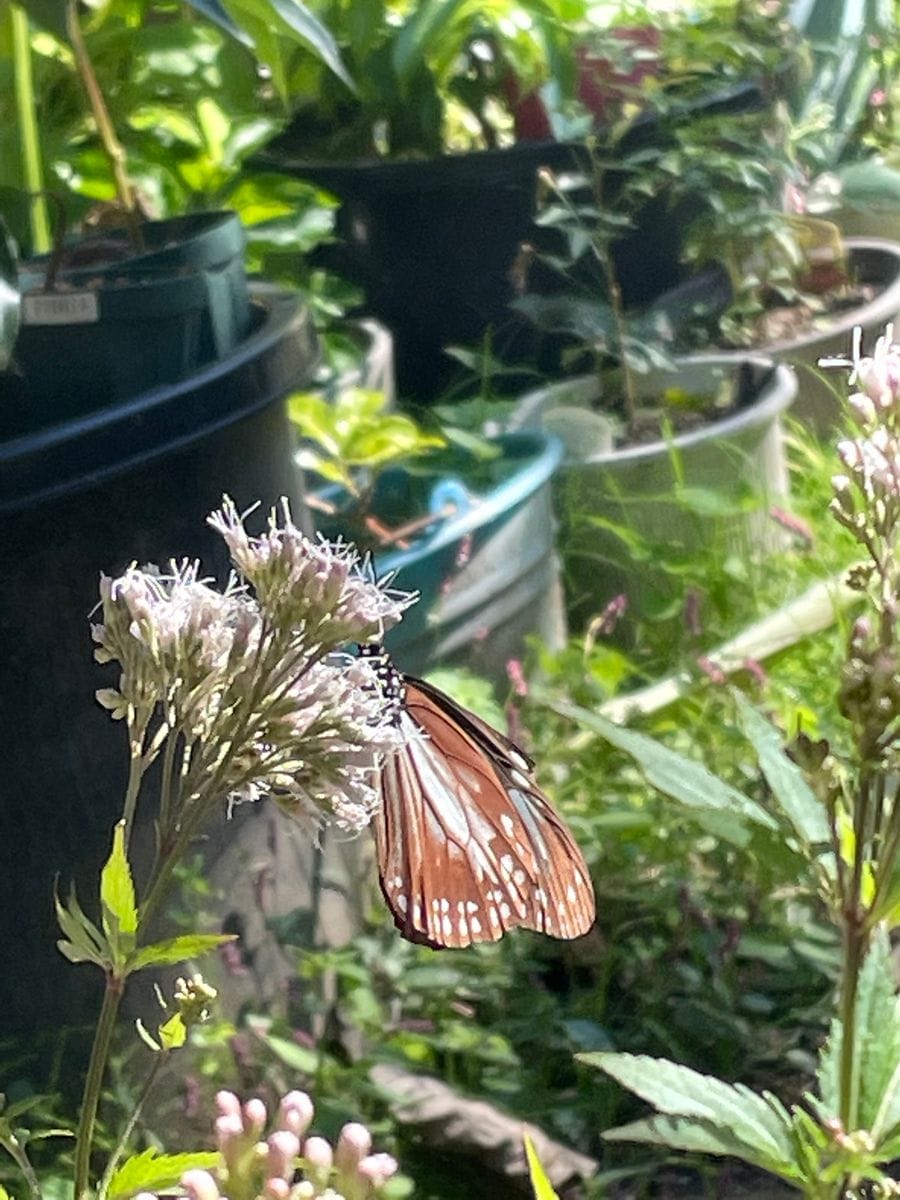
[360,644,596,949]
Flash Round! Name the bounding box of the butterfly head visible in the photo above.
[357,642,406,725]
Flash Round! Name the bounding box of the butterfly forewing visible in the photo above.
[375,675,595,950]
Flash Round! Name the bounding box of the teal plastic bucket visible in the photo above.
[312,431,567,684]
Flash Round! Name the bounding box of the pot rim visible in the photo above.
[508,354,797,468]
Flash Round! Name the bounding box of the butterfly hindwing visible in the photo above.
[374,673,595,949]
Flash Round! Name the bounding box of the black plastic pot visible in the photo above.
[258,82,769,403]
[0,285,316,1036]
[5,211,251,429]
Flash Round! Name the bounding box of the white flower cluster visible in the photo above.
[833,326,900,508]
[90,498,415,833]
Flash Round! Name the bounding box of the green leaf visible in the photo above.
[523,1132,560,1200]
[55,885,108,969]
[263,1032,319,1074]
[734,692,830,847]
[101,822,138,940]
[582,1052,795,1171]
[223,0,354,91]
[129,933,236,972]
[108,1149,221,1199]
[817,928,900,1135]
[392,0,469,82]
[546,699,778,835]
[159,1013,187,1051]
[604,1113,795,1174]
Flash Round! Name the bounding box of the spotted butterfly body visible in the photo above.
[361,645,596,949]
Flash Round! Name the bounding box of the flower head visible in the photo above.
[208,497,414,646]
[94,499,417,839]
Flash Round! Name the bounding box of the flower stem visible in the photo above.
[65,0,143,249]
[97,1051,164,1200]
[0,1128,44,1200]
[73,973,125,1200]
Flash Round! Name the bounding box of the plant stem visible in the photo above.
[65,0,143,249]
[97,1052,164,1200]
[73,973,125,1200]
[0,1129,44,1200]
[838,911,866,1130]
[11,3,51,252]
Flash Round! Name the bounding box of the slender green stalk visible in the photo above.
[65,0,143,249]
[11,3,50,252]
[0,1128,43,1200]
[97,1052,165,1200]
[73,974,125,1200]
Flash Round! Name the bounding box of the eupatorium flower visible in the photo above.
[91,498,415,834]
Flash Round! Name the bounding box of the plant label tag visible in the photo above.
[22,291,100,326]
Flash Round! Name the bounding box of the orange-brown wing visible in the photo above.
[374,679,595,949]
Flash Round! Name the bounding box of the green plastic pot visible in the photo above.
[7,211,251,429]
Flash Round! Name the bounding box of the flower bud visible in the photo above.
[215,1090,242,1118]
[263,1179,291,1200]
[278,1091,315,1137]
[358,1153,399,1187]
[303,1135,334,1189]
[181,1169,221,1200]
[335,1122,372,1173]
[243,1097,267,1131]
[215,1111,244,1154]
[267,1130,300,1181]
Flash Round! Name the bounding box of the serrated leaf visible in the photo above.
[129,933,236,972]
[547,699,777,835]
[581,1053,794,1168]
[101,822,138,941]
[523,1132,560,1200]
[54,885,108,968]
[108,1149,220,1199]
[604,1113,800,1178]
[734,692,829,846]
[817,929,900,1133]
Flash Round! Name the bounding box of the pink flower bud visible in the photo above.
[263,1179,290,1200]
[267,1130,300,1181]
[303,1136,333,1171]
[335,1122,372,1173]
[849,391,877,426]
[278,1091,314,1136]
[181,1169,221,1200]
[357,1153,399,1187]
[215,1112,244,1153]
[243,1097,267,1131]
[302,1135,333,1190]
[215,1091,242,1118]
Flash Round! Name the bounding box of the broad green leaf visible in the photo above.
[129,933,236,972]
[582,1052,795,1168]
[101,822,138,940]
[523,1132,560,1200]
[734,692,829,846]
[547,699,777,833]
[108,1149,221,1199]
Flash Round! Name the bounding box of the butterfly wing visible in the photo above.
[375,677,595,949]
